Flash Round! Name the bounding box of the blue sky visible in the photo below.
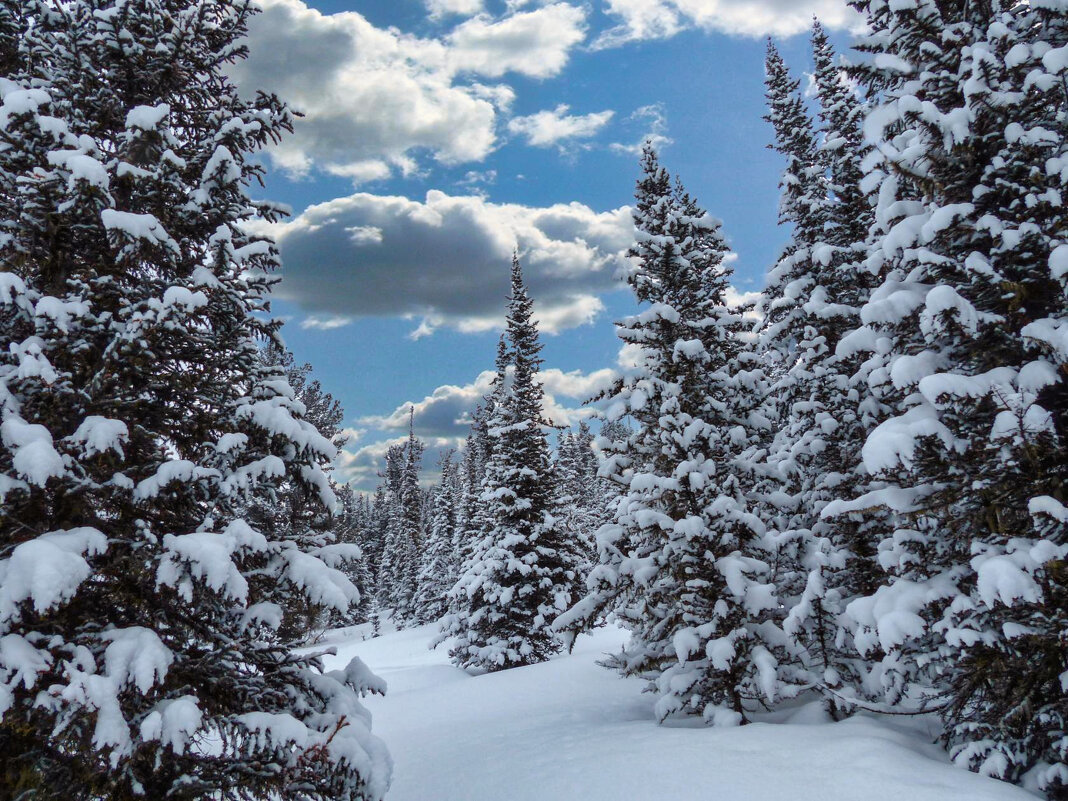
[234,0,859,488]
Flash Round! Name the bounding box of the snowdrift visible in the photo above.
[318,623,1035,801]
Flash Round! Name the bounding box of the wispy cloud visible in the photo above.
[609,104,672,156]
[507,105,615,149]
[593,0,862,49]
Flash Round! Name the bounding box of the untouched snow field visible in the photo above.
[318,623,1036,801]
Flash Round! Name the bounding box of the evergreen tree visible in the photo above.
[376,443,406,615]
[414,451,459,623]
[0,1,388,797]
[334,483,376,626]
[811,20,870,251]
[454,426,485,578]
[367,483,391,633]
[839,0,1068,793]
[594,417,631,513]
[242,346,359,640]
[392,411,425,625]
[0,0,18,76]
[557,145,783,723]
[358,487,384,578]
[554,421,606,566]
[441,257,584,671]
[758,31,885,712]
[764,40,825,253]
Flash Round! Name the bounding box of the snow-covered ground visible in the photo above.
[317,623,1035,801]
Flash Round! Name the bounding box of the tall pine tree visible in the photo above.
[758,31,886,713]
[557,145,784,723]
[0,1,388,797]
[413,450,459,623]
[440,256,583,671]
[553,421,605,568]
[392,410,425,625]
[839,0,1068,793]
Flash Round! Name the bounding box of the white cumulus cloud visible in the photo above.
[271,190,636,337]
[609,104,673,155]
[446,5,588,79]
[508,105,616,148]
[594,0,862,48]
[232,0,588,181]
[426,0,484,18]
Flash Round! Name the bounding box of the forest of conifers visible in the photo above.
[0,2,1066,800]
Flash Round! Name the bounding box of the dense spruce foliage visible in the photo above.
[0,1,389,799]
[367,9,1067,794]
[553,5,1067,798]
[554,145,779,722]
[3,1,1066,799]
[437,257,585,671]
[839,0,1068,791]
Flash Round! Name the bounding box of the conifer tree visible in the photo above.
[838,0,1068,792]
[557,145,783,723]
[0,1,389,797]
[391,411,425,625]
[0,0,17,76]
[374,444,404,614]
[811,20,870,251]
[764,41,825,252]
[758,31,886,711]
[454,427,485,576]
[442,403,497,612]
[357,488,384,577]
[367,483,391,632]
[243,347,359,640]
[441,257,583,671]
[554,421,606,566]
[442,353,506,625]
[334,484,376,626]
[414,451,460,623]
[376,434,424,626]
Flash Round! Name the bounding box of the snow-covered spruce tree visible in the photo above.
[334,483,376,626]
[0,0,17,76]
[375,443,405,615]
[554,421,607,567]
[419,484,434,550]
[837,0,1068,793]
[391,412,425,625]
[413,450,459,623]
[757,32,885,712]
[366,483,391,633]
[243,346,359,640]
[454,424,486,580]
[757,40,829,417]
[357,487,384,579]
[763,40,826,260]
[439,346,508,627]
[753,42,827,708]
[590,416,631,528]
[556,145,785,723]
[0,1,389,798]
[441,257,584,671]
[810,20,871,254]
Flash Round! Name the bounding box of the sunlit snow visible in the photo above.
[317,623,1035,801]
